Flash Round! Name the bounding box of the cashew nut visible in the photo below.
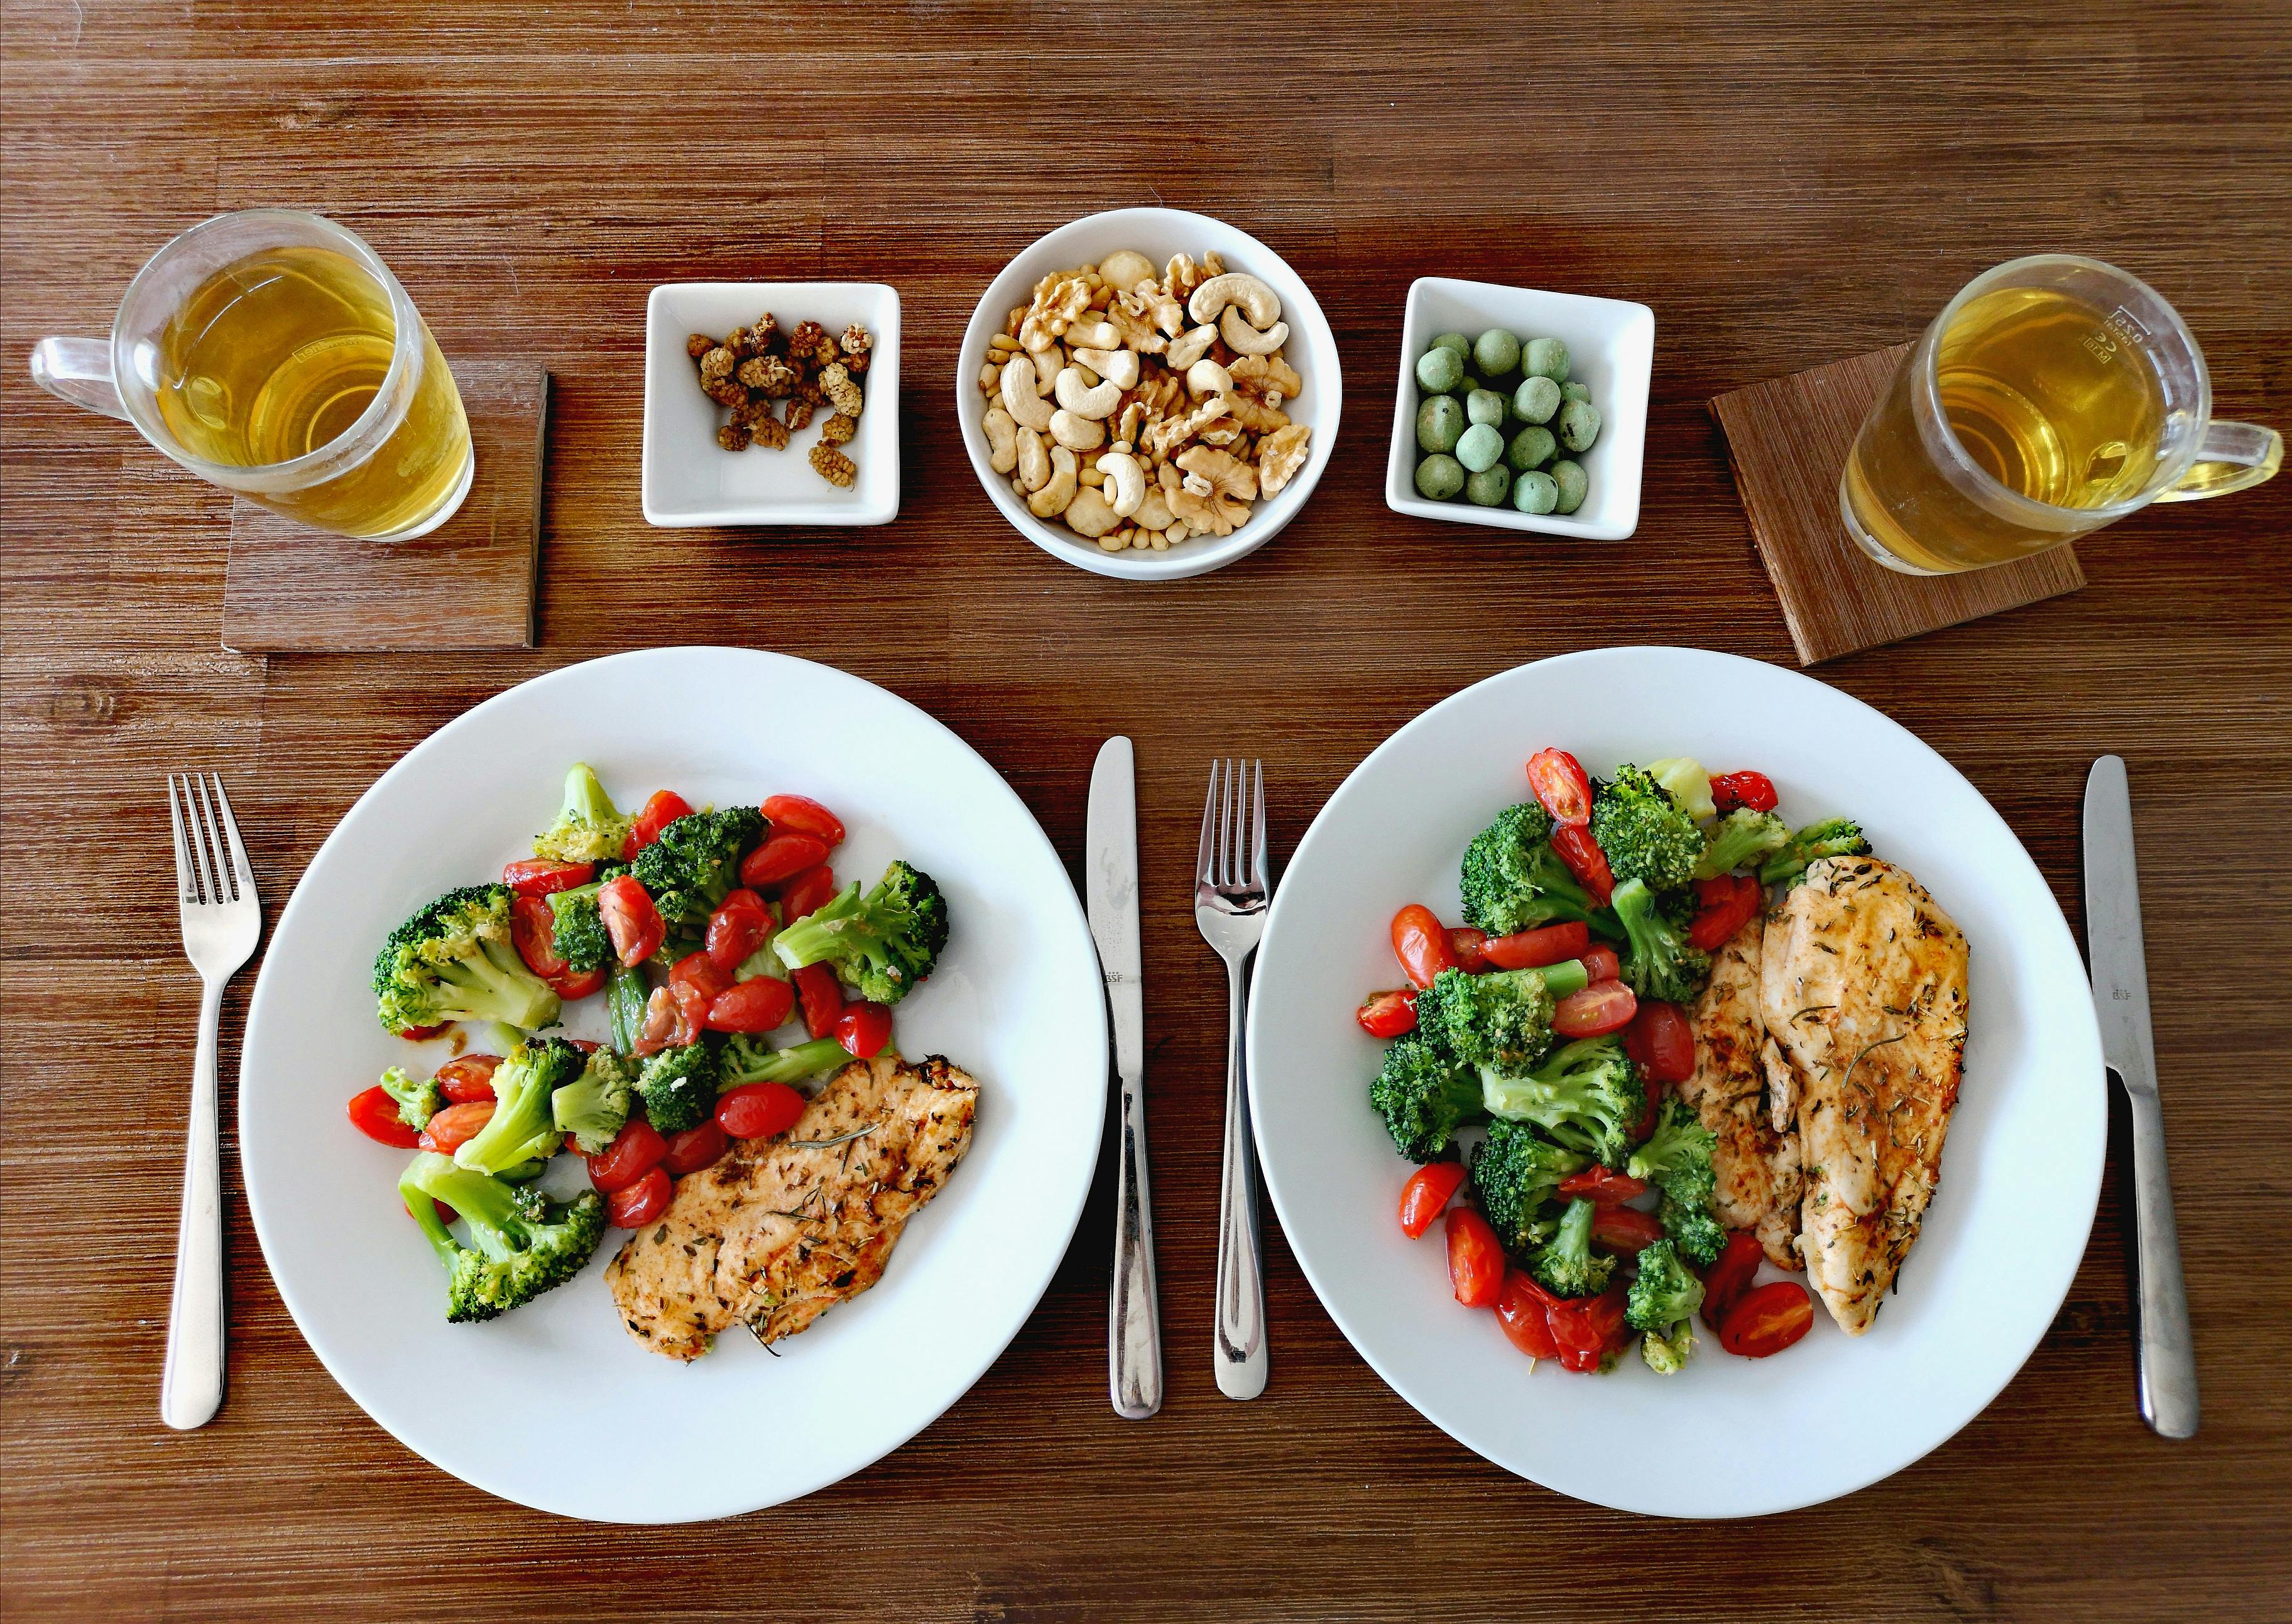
[1027,444,1078,518]
[1098,249,1157,292]
[1071,347,1139,389]
[1219,306,1291,356]
[1062,318,1120,351]
[1062,484,1123,539]
[1000,351,1056,431]
[1016,427,1050,493]
[1166,324,1218,369]
[1053,366,1122,420]
[1049,408,1106,452]
[1098,450,1147,520]
[1186,359,1234,398]
[1187,271,1282,329]
[983,405,1019,474]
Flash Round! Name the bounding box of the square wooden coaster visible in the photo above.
[221,362,548,653]
[1710,344,2083,665]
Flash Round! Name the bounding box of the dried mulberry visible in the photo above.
[782,399,816,432]
[789,320,827,353]
[698,346,736,384]
[809,444,857,488]
[840,348,870,377]
[819,362,864,418]
[702,376,748,408]
[731,395,773,428]
[839,323,873,356]
[819,411,857,445]
[795,377,827,406]
[717,422,753,452]
[734,357,772,390]
[751,415,791,450]
[687,332,715,361]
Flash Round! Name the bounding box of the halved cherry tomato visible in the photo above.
[1589,1203,1666,1255]
[836,1000,893,1058]
[510,894,570,979]
[1700,1230,1765,1330]
[1444,1207,1506,1309]
[1496,1269,1562,1360]
[347,1086,423,1149]
[1546,1281,1629,1361]
[396,1022,449,1042]
[502,858,594,897]
[794,962,844,1038]
[569,1039,601,1054]
[434,1054,500,1103]
[740,831,830,890]
[1482,920,1591,970]
[1710,770,1779,815]
[1687,873,1764,952]
[1446,927,1492,973]
[777,863,838,926]
[598,875,665,968]
[762,794,846,847]
[550,964,607,1001]
[1718,1280,1814,1358]
[708,976,795,1033]
[1391,904,1458,989]
[1553,979,1637,1038]
[1550,823,1614,906]
[621,790,693,859]
[1632,1075,1664,1145]
[1558,1166,1650,1203]
[661,1121,729,1176]
[417,1099,496,1155]
[1399,1161,1468,1238]
[670,950,733,1003]
[1356,988,1419,1039]
[704,888,773,975]
[632,984,691,1056]
[1527,748,1594,826]
[1624,1000,1696,1085]
[716,1081,806,1140]
[408,1195,458,1226]
[1578,945,1622,982]
[586,1120,668,1193]
[606,1167,673,1228]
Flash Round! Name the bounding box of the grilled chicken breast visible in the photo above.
[606,1054,978,1360]
[1759,857,1968,1334]
[1680,917,1803,1268]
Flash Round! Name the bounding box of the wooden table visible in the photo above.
[5,5,2288,1617]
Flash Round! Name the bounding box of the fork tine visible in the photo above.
[1196,757,1223,888]
[207,774,254,897]
[1224,758,1243,890]
[180,774,220,905]
[1249,760,1268,891]
[191,773,233,903]
[166,776,199,905]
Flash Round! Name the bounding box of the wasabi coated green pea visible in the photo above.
[1466,388,1509,428]
[1459,373,1483,396]
[1560,381,1592,403]
[1416,453,1466,500]
[1454,422,1503,474]
[1511,470,1559,514]
[1555,398,1602,453]
[1430,332,1471,359]
[1464,464,1512,506]
[1417,394,1465,454]
[1551,459,1588,513]
[1416,346,1465,395]
[1472,329,1522,378]
[1506,424,1556,472]
[1512,375,1561,425]
[1523,337,1570,382]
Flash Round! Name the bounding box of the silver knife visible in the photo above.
[1089,737,1162,1419]
[2084,755,2198,1439]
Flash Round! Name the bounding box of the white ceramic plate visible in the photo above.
[1247,646,2104,1518]
[239,648,1105,1523]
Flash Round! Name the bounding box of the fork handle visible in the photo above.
[1213,956,1267,1398]
[162,979,226,1431]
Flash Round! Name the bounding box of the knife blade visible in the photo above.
[1089,736,1161,1419]
[2084,755,2198,1439]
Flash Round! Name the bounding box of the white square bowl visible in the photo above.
[641,282,900,527]
[1384,276,1653,541]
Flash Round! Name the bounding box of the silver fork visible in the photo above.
[164,774,261,1431]
[1196,758,1271,1400]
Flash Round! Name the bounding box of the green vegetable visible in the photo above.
[1473,329,1522,376]
[378,1065,442,1129]
[399,1152,606,1323]
[373,884,562,1036]
[1660,1192,1726,1266]
[1626,1238,1705,1374]
[1479,1035,1645,1169]
[1698,808,1790,878]
[1416,965,1556,1073]
[1506,424,1556,472]
[1591,765,1706,892]
[631,807,765,936]
[772,860,948,1005]
[1556,398,1602,453]
[636,1040,719,1133]
[1627,1099,1720,1209]
[1523,337,1570,383]
[1463,464,1511,506]
[1759,817,1872,887]
[606,963,648,1053]
[1470,1121,1585,1251]
[1465,388,1509,428]
[454,1036,586,1175]
[552,1046,637,1155]
[1528,1197,1613,1298]
[1415,454,1465,499]
[719,1034,851,1086]
[532,763,632,864]
[1369,1033,1483,1163]
[1612,877,1712,1004]
[1551,459,1589,513]
[1416,347,1465,395]
[1512,470,1559,515]
[547,863,627,976]
[1416,394,1464,455]
[1459,802,1615,937]
[1454,423,1503,474]
[1645,758,1716,822]
[1512,374,1561,425]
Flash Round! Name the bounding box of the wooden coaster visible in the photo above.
[1710,344,2083,665]
[221,362,548,653]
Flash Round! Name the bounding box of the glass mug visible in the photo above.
[1840,254,2281,575]
[29,209,474,541]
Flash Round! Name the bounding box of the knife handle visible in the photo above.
[2123,1082,2199,1438]
[1108,1059,1163,1420]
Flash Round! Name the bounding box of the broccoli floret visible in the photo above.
[378,1065,442,1129]
[1591,766,1706,893]
[547,863,627,975]
[1479,1035,1645,1168]
[1612,877,1713,1005]
[1369,1033,1484,1163]
[1626,1237,1705,1327]
[1627,1099,1720,1209]
[1660,1193,1727,1267]
[636,1039,719,1133]
[1459,803,1610,936]
[532,763,633,864]
[1528,1197,1615,1299]
[552,1046,637,1155]
[1644,757,1716,821]
[455,1035,586,1174]
[1470,1121,1586,1251]
[1696,809,1791,879]
[398,1152,607,1323]
[772,860,949,1005]
[719,1034,851,1086]
[1759,817,1874,887]
[1416,966,1556,1073]
[632,807,767,934]
[373,884,563,1036]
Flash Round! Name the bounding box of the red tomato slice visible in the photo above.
[1553,979,1637,1038]
[502,858,594,897]
[1710,771,1779,814]
[1718,1280,1815,1357]
[1545,1281,1629,1358]
[417,1099,496,1155]
[1356,988,1419,1039]
[621,790,693,859]
[1632,1074,1664,1145]
[598,875,665,968]
[740,831,831,890]
[836,1000,893,1058]
[793,962,844,1038]
[606,1166,673,1228]
[1557,1166,1650,1203]
[1550,823,1615,907]
[1589,1203,1666,1255]
[716,1082,806,1140]
[632,984,690,1056]
[1444,1207,1506,1309]
[586,1120,668,1193]
[777,864,838,926]
[1700,1230,1765,1330]
[660,1121,729,1176]
[1688,873,1765,952]
[761,794,846,847]
[704,888,773,975]
[1482,921,1591,970]
[1399,1161,1469,1238]
[1526,748,1593,826]
[1390,905,1458,989]
[1495,1269,1563,1360]
[670,950,733,1004]
[510,894,570,979]
[396,1022,449,1041]
[1446,927,1492,973]
[1578,944,1622,983]
[433,1055,500,1103]
[1623,1000,1696,1085]
[347,1086,423,1149]
[707,976,796,1033]
[549,964,607,1001]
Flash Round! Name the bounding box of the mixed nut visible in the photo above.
[976,249,1312,552]
[689,317,873,489]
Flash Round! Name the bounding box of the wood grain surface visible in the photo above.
[4,4,2289,1620]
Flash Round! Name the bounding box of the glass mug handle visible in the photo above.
[2155,418,2283,503]
[28,336,129,421]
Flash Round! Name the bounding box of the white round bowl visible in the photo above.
[956,207,1341,580]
